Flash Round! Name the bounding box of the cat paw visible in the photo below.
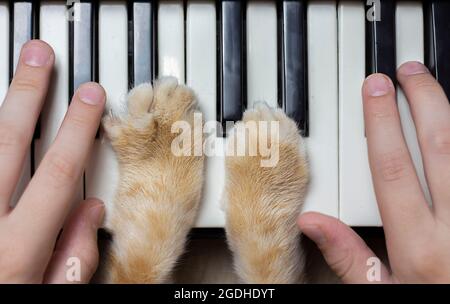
[102,82,155,141]
[227,102,306,167]
[224,103,309,283]
[225,101,309,205]
[102,77,199,160]
[100,78,205,283]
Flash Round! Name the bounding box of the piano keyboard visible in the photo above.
[0,1,449,227]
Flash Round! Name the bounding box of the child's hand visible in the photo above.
[0,40,105,283]
[299,62,450,283]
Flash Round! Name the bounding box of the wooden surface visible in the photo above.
[96,227,388,283]
[173,228,388,284]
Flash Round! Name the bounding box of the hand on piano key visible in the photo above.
[0,40,106,283]
[0,0,449,284]
[299,63,450,283]
[1,0,446,228]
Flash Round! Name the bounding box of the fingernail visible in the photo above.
[399,61,429,76]
[365,74,393,97]
[78,84,105,106]
[88,202,105,228]
[301,225,327,246]
[22,41,53,67]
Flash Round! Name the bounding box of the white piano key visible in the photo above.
[186,2,223,227]
[338,2,381,226]
[35,3,78,199]
[86,2,128,211]
[0,2,8,106]
[158,1,185,83]
[187,1,216,123]
[37,3,83,203]
[396,3,431,204]
[302,2,338,218]
[246,1,277,108]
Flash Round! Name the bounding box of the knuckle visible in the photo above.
[327,249,355,282]
[408,75,437,93]
[12,76,42,93]
[429,129,450,155]
[0,123,27,155]
[367,101,396,121]
[43,151,79,187]
[370,108,395,121]
[67,112,89,130]
[378,149,411,182]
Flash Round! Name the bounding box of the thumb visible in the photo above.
[44,199,105,284]
[298,212,391,283]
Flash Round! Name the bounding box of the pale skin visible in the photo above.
[1,41,449,283]
[0,40,106,283]
[298,62,450,283]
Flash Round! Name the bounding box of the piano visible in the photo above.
[0,0,449,228]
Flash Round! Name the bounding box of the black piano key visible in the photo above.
[69,1,95,100]
[69,1,98,138]
[365,0,396,83]
[278,0,308,137]
[425,0,450,100]
[129,1,155,88]
[219,1,245,136]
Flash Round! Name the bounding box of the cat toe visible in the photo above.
[102,114,123,140]
[152,77,197,123]
[154,76,179,101]
[127,83,154,116]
